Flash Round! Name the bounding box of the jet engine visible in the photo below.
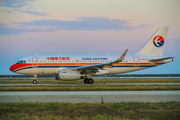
[55,70,82,80]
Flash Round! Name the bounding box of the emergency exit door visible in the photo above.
[133,56,139,67]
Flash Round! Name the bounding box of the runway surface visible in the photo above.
[1,83,180,86]
[0,91,180,103]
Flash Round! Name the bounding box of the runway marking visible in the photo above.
[15,92,24,103]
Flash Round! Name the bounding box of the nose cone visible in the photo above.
[10,64,16,72]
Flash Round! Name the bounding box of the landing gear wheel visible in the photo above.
[89,79,94,84]
[33,80,37,84]
[84,78,89,84]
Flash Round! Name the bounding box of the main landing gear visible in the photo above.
[84,78,94,84]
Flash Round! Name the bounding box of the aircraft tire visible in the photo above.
[84,78,89,84]
[89,79,94,84]
[33,80,37,84]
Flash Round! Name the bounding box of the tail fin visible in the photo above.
[137,26,169,56]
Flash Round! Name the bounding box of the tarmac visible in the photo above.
[0,83,180,86]
[0,91,180,103]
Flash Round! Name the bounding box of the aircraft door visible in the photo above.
[32,57,38,68]
[76,60,79,66]
[133,56,139,67]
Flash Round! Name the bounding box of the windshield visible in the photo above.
[17,60,26,64]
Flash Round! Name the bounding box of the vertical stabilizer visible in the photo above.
[137,27,169,56]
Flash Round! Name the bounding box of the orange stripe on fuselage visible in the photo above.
[11,62,165,72]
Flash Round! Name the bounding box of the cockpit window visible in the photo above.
[17,60,26,64]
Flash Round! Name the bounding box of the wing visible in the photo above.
[69,49,128,71]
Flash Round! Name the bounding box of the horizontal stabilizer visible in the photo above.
[149,57,173,63]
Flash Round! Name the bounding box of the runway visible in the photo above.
[0,91,180,103]
[1,83,180,86]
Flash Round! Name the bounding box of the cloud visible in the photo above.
[1,9,49,16]
[0,0,35,8]
[0,9,13,13]
[0,17,153,34]
[23,11,49,16]
[0,23,55,34]
[137,24,154,28]
[18,18,136,31]
[0,0,43,16]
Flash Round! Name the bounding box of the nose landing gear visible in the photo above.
[33,79,37,84]
[32,74,37,84]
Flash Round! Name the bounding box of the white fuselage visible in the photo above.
[10,54,172,76]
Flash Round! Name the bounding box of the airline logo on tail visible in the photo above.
[153,35,164,47]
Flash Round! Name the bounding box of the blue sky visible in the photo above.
[0,0,180,75]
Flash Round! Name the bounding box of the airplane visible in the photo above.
[10,27,173,84]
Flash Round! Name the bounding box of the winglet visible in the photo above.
[115,49,128,63]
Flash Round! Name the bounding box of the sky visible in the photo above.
[0,0,180,75]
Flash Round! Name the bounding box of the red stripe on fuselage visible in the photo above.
[10,62,165,72]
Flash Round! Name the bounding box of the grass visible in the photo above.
[0,79,180,84]
[1,79,180,91]
[0,85,180,91]
[0,102,180,120]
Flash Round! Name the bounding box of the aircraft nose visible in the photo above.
[10,64,16,72]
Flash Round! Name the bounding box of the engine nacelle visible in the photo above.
[55,70,81,80]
